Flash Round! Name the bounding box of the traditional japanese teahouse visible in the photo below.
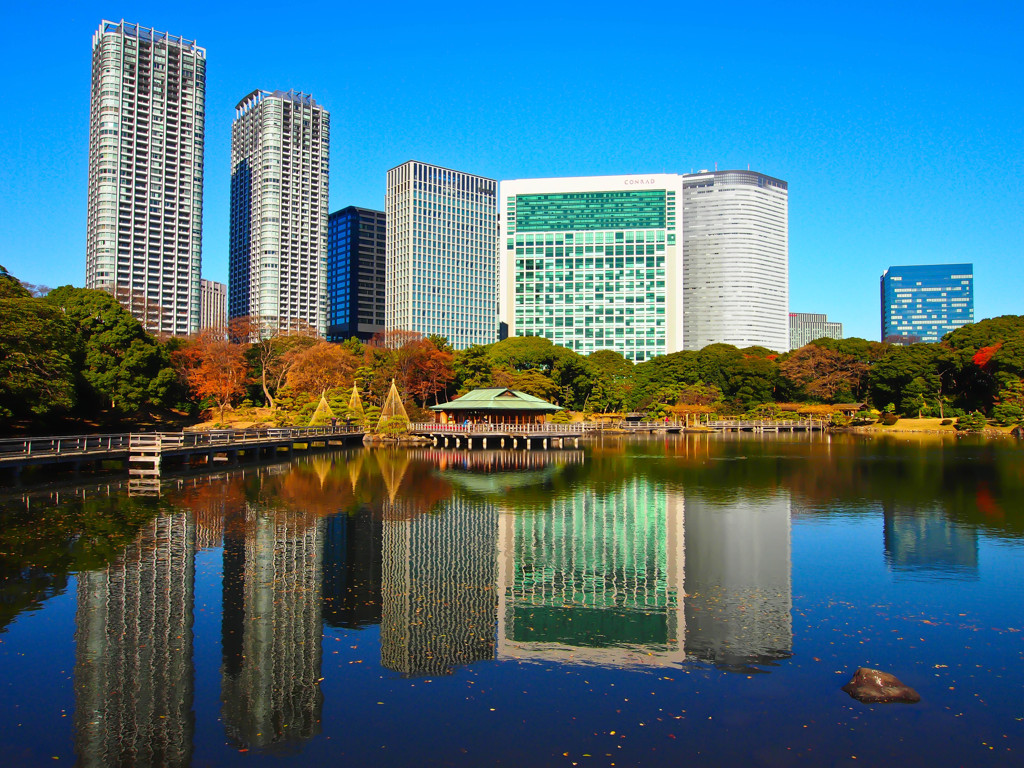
[430,388,562,425]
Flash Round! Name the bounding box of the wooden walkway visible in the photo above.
[0,426,364,479]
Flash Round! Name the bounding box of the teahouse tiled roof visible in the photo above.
[430,388,563,412]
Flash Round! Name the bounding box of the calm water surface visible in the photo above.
[0,434,1022,767]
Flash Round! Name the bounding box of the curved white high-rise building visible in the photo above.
[229,89,329,337]
[682,170,789,352]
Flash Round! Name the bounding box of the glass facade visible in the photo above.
[228,90,329,337]
[502,176,682,362]
[386,162,498,350]
[514,190,667,232]
[880,264,974,343]
[327,207,385,341]
[85,20,206,336]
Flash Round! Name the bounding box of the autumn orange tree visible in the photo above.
[235,316,319,410]
[364,331,456,407]
[173,328,250,425]
[780,344,870,402]
[285,341,360,398]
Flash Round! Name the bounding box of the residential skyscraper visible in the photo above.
[229,90,329,337]
[327,206,386,341]
[682,170,789,352]
[85,20,206,336]
[880,263,974,344]
[199,278,226,331]
[500,175,684,361]
[789,312,843,349]
[385,161,498,349]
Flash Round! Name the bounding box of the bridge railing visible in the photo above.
[706,419,820,429]
[1,426,364,460]
[0,433,132,459]
[410,422,582,434]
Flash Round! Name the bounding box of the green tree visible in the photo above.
[45,286,174,413]
[0,297,78,422]
[868,343,951,417]
[453,344,494,391]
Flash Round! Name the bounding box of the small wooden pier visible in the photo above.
[0,426,364,481]
[410,422,583,450]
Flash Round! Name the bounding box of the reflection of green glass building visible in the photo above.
[500,175,683,362]
[498,478,685,667]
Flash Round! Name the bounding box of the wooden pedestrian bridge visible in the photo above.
[0,425,364,480]
[615,418,825,433]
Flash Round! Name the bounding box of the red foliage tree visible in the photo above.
[173,329,250,424]
[972,342,1003,369]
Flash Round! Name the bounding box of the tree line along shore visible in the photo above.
[2,265,1022,436]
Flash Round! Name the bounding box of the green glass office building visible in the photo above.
[500,175,683,362]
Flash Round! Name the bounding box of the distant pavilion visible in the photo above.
[430,388,562,425]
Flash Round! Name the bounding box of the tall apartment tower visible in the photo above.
[85,21,206,336]
[327,206,386,341]
[682,170,790,352]
[385,161,498,349]
[229,90,329,337]
[500,175,684,361]
[199,278,226,331]
[789,312,842,349]
[880,263,974,344]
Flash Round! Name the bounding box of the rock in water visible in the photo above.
[841,668,921,703]
[1012,425,1024,439]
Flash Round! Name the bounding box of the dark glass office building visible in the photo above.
[880,263,974,344]
[327,207,386,341]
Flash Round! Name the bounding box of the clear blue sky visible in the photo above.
[1,1,1020,341]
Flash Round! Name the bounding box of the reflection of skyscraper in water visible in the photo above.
[884,502,978,578]
[684,491,793,669]
[221,506,325,749]
[322,511,383,629]
[381,498,499,676]
[74,513,196,767]
[498,479,685,667]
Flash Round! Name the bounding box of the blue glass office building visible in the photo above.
[880,263,974,343]
[327,207,386,341]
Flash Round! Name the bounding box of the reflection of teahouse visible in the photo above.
[430,388,562,425]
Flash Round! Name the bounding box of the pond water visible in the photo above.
[0,433,1022,767]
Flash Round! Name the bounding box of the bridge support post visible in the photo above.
[575,438,579,448]
[456,438,461,448]
[513,438,518,449]
[432,437,437,447]
[444,437,449,447]
[482,438,487,449]
[468,438,473,449]
[543,438,548,450]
